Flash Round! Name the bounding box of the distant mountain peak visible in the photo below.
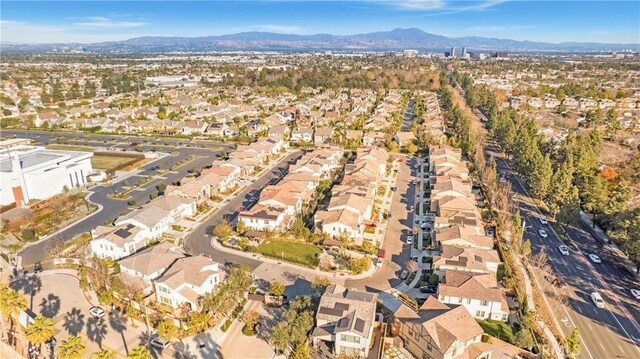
[1,28,637,52]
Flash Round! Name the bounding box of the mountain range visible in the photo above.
[2,28,638,53]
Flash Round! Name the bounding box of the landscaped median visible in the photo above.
[251,241,321,268]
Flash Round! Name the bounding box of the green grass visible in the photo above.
[47,144,96,152]
[254,241,321,267]
[477,319,514,342]
[91,154,139,171]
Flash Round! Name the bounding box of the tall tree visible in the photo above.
[128,346,152,359]
[58,335,86,359]
[546,159,576,219]
[91,349,116,359]
[25,315,54,347]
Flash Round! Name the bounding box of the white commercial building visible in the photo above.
[0,141,93,207]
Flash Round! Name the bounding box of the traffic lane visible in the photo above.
[506,157,640,347]
[566,224,640,341]
[519,198,637,358]
[184,151,302,268]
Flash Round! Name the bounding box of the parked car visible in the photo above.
[34,262,43,273]
[591,292,605,308]
[400,270,410,279]
[406,236,413,245]
[558,245,570,256]
[631,289,640,300]
[150,337,170,349]
[409,205,415,212]
[538,229,548,238]
[89,306,105,318]
[419,285,437,293]
[539,217,548,225]
[589,254,602,264]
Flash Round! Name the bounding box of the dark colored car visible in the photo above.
[419,285,437,293]
[34,262,43,273]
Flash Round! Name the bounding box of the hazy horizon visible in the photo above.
[1,1,639,45]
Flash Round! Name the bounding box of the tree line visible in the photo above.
[454,70,640,272]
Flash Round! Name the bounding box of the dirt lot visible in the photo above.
[91,153,142,171]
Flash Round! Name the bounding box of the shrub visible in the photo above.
[221,319,232,332]
[21,228,36,241]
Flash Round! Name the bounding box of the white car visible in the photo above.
[589,254,602,264]
[558,245,570,256]
[631,289,640,300]
[591,292,605,308]
[538,229,548,238]
[539,217,548,225]
[406,236,413,245]
[89,306,105,318]
[150,337,170,349]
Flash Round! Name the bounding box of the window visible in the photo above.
[159,286,170,294]
[341,334,359,343]
[476,311,486,318]
[264,220,268,224]
[414,331,420,340]
[480,300,488,306]
[457,297,463,303]
[466,298,471,304]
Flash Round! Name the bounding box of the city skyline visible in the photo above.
[1,0,639,45]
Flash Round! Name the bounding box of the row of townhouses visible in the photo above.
[428,144,509,322]
[314,146,389,245]
[237,147,344,232]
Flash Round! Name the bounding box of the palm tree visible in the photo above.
[91,349,116,359]
[25,315,54,347]
[0,284,27,337]
[58,335,86,359]
[128,346,152,359]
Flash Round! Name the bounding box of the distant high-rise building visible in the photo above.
[450,47,456,57]
[403,49,418,58]
[462,47,467,57]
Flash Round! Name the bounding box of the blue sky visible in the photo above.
[1,1,639,44]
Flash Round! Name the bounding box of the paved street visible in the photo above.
[5,129,231,266]
[486,140,640,359]
[346,100,418,292]
[10,271,148,358]
[184,150,303,270]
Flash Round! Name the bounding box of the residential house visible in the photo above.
[433,224,494,250]
[154,255,222,310]
[438,270,509,322]
[392,296,492,359]
[311,285,378,358]
[291,127,314,143]
[432,245,501,278]
[89,223,148,260]
[117,242,182,294]
[237,204,291,232]
[315,127,334,145]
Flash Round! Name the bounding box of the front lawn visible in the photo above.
[254,241,321,268]
[477,319,514,342]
